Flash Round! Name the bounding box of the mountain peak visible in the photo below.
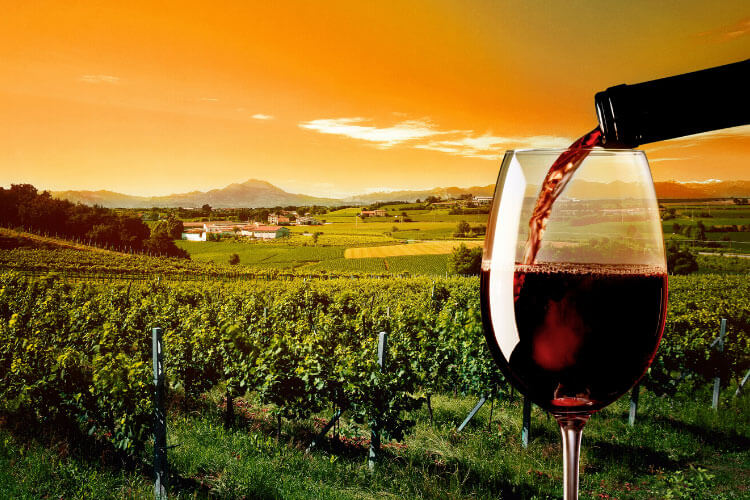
[240,179,276,188]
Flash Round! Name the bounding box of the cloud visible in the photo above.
[675,178,722,184]
[646,124,750,153]
[361,186,405,194]
[299,116,575,159]
[683,124,750,140]
[299,118,451,148]
[199,97,219,102]
[416,133,572,160]
[649,157,692,162]
[252,114,274,120]
[79,74,120,84]
[697,17,750,42]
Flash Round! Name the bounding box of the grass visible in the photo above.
[177,241,345,268]
[303,254,451,275]
[1,386,747,499]
[705,232,750,242]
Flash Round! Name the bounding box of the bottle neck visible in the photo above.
[595,59,749,148]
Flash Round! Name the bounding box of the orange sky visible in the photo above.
[0,1,748,197]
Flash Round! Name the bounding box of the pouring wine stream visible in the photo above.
[521,127,603,266]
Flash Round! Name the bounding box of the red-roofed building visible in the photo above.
[360,209,387,217]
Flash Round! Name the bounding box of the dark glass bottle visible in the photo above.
[595,59,749,148]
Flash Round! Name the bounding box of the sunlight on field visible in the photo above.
[345,240,482,259]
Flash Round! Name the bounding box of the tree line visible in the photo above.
[0,184,187,258]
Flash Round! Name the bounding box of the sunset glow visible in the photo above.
[0,1,748,197]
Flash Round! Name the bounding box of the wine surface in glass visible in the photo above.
[481,263,667,414]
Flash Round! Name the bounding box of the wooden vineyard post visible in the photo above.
[735,368,750,397]
[712,318,727,410]
[522,396,531,448]
[152,327,168,499]
[307,408,343,453]
[369,331,388,472]
[457,396,487,432]
[629,383,640,426]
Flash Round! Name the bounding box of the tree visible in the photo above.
[145,223,190,258]
[164,215,184,240]
[454,220,471,237]
[448,244,482,275]
[237,209,252,222]
[312,232,322,245]
[0,184,155,250]
[695,221,706,241]
[471,224,487,236]
[228,253,240,265]
[201,204,212,217]
[666,243,698,275]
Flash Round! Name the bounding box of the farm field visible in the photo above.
[172,203,487,274]
[176,238,476,275]
[345,240,482,259]
[288,220,469,239]
[661,202,750,254]
[1,201,749,498]
[177,241,346,269]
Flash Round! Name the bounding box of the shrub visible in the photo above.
[448,244,482,275]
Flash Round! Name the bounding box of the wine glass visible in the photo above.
[480,149,668,499]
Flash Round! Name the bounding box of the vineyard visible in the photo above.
[0,228,748,498]
[1,271,747,459]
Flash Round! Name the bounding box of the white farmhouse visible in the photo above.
[181,229,207,241]
[252,226,290,239]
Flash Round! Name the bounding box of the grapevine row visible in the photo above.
[0,272,746,456]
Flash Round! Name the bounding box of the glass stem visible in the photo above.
[555,414,590,500]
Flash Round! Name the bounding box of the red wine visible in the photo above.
[521,128,603,265]
[481,263,667,413]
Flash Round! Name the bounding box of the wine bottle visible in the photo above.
[595,59,749,148]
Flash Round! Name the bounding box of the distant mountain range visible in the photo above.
[653,180,750,199]
[53,180,338,209]
[49,178,750,208]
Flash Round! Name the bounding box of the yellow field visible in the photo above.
[344,240,483,259]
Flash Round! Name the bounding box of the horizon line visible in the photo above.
[2,176,750,200]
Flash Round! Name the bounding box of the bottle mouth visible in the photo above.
[595,89,620,146]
